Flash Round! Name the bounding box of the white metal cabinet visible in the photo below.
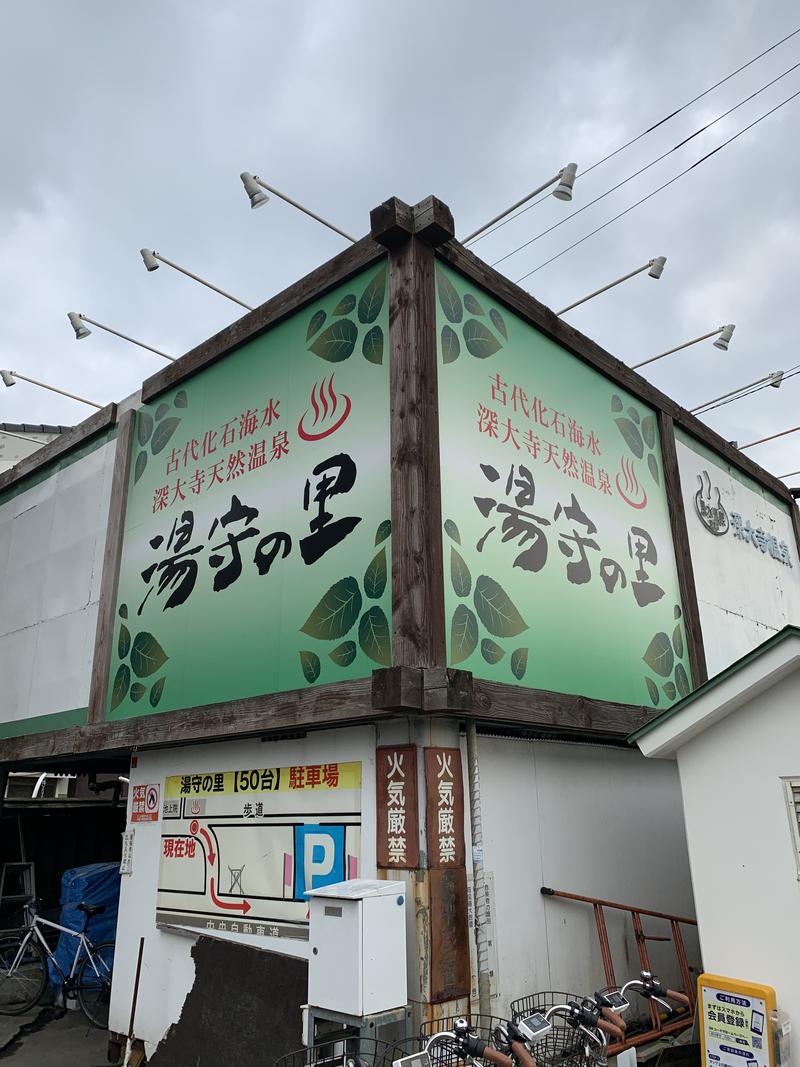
[307,879,407,1016]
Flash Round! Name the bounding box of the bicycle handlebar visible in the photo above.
[595,1016,625,1042]
[509,1041,536,1067]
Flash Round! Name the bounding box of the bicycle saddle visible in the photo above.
[77,903,106,917]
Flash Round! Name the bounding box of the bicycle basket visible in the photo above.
[418,1015,510,1067]
[509,992,595,1067]
[275,1037,393,1067]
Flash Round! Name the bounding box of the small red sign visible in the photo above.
[131,783,160,823]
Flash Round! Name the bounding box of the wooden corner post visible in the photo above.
[370,197,454,671]
[657,411,708,688]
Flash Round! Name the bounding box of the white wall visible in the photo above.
[478,737,699,1013]
[110,726,377,1057]
[676,432,800,678]
[0,435,115,727]
[676,671,800,1024]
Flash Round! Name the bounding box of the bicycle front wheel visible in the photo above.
[0,935,48,1015]
[77,941,114,1029]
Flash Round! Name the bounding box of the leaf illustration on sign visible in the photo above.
[151,417,182,456]
[137,411,154,447]
[134,451,148,484]
[308,320,358,362]
[642,632,674,677]
[662,681,677,700]
[299,650,321,684]
[149,677,166,707]
[375,518,392,545]
[674,662,690,698]
[111,664,130,711]
[451,604,478,664]
[130,682,147,702]
[510,647,528,680]
[306,309,327,340]
[647,452,660,486]
[357,266,387,324]
[333,294,356,316]
[130,632,169,678]
[450,548,472,598]
[627,406,640,425]
[358,606,391,665]
[489,307,508,339]
[614,417,644,459]
[174,390,188,409]
[329,641,357,667]
[436,268,463,323]
[645,677,660,705]
[155,402,170,422]
[641,414,656,450]
[441,325,461,364]
[443,519,461,544]
[674,604,682,620]
[672,624,684,659]
[464,294,486,316]
[362,325,384,365]
[119,603,128,619]
[611,394,623,413]
[463,319,502,359]
[473,575,528,637]
[481,638,505,664]
[364,548,387,599]
[118,623,131,659]
[301,577,363,639]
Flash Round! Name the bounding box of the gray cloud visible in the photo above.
[1,0,799,480]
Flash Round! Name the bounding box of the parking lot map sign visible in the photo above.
[106,263,391,720]
[156,760,361,940]
[435,263,690,708]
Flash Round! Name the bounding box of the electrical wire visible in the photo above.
[490,59,800,269]
[695,365,800,415]
[514,85,800,284]
[467,24,800,247]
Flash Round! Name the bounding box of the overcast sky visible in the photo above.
[2,1,800,482]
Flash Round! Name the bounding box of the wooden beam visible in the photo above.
[141,237,386,404]
[436,241,795,506]
[87,409,136,724]
[470,678,654,738]
[658,412,708,687]
[0,678,386,764]
[0,404,117,495]
[387,228,447,667]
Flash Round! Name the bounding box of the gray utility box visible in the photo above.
[307,879,407,1017]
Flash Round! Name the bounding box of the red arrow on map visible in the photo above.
[199,828,216,865]
[209,877,251,915]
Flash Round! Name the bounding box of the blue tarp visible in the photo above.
[47,862,120,987]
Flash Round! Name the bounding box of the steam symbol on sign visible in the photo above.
[615,456,648,510]
[298,374,352,441]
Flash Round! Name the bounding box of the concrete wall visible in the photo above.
[676,431,800,678]
[676,671,800,1023]
[477,736,700,1013]
[110,726,377,1057]
[0,434,115,730]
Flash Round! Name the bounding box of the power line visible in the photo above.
[514,86,800,284]
[695,365,800,415]
[467,24,800,247]
[490,59,800,269]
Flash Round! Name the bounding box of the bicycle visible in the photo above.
[401,1015,554,1067]
[0,898,114,1028]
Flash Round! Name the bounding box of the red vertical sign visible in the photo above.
[376,745,419,869]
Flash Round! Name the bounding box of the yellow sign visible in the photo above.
[699,973,777,1067]
[165,761,362,798]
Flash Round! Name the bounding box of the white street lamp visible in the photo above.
[691,371,783,414]
[239,171,357,243]
[557,256,666,316]
[67,312,174,363]
[632,324,736,370]
[0,369,102,409]
[463,161,579,244]
[139,249,254,311]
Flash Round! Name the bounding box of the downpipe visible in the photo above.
[466,721,491,1015]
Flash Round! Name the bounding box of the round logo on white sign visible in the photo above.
[145,786,159,813]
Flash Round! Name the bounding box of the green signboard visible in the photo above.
[107,263,391,719]
[436,263,690,708]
